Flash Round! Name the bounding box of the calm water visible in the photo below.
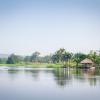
[0,66,100,100]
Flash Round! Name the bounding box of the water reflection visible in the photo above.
[52,68,100,87]
[52,68,72,87]
[8,69,19,75]
[25,69,40,80]
[7,68,20,80]
[73,68,100,86]
[0,67,100,87]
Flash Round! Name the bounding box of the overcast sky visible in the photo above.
[0,0,100,55]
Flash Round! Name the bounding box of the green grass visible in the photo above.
[47,63,63,68]
[0,61,78,68]
[0,63,63,68]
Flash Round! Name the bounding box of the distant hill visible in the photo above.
[0,54,9,58]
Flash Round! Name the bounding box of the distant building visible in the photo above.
[80,58,93,68]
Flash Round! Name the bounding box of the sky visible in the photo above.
[0,0,100,55]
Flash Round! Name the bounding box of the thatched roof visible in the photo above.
[80,58,93,64]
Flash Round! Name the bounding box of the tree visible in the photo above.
[56,48,66,63]
[62,52,72,66]
[0,58,2,64]
[73,53,87,66]
[24,56,31,62]
[52,54,59,63]
[42,55,52,63]
[88,51,100,65]
[6,54,20,64]
[51,48,66,63]
[30,52,40,62]
[0,58,7,64]
[51,48,72,66]
[95,56,100,65]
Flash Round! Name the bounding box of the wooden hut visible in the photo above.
[80,58,93,68]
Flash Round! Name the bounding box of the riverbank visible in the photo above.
[0,63,63,68]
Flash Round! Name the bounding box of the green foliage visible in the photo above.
[62,52,72,63]
[24,56,30,62]
[47,63,63,68]
[24,52,52,63]
[73,53,87,66]
[39,55,52,63]
[88,51,100,65]
[0,58,7,64]
[51,48,72,66]
[6,54,21,64]
[0,49,100,68]
[52,54,59,63]
[30,52,40,62]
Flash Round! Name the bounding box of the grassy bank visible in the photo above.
[0,63,63,68]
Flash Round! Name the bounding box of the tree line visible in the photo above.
[0,48,100,67]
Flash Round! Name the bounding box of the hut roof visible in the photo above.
[80,58,93,64]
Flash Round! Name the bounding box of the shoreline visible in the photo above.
[0,63,63,68]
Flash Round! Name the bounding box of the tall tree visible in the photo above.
[52,54,59,63]
[73,53,87,66]
[52,48,72,66]
[88,51,100,65]
[52,48,66,63]
[30,52,40,62]
[62,52,72,66]
[6,54,20,64]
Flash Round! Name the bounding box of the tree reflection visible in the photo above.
[89,77,97,86]
[7,68,20,80]
[5,67,100,87]
[73,68,98,86]
[52,68,100,87]
[25,69,40,80]
[52,68,72,87]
